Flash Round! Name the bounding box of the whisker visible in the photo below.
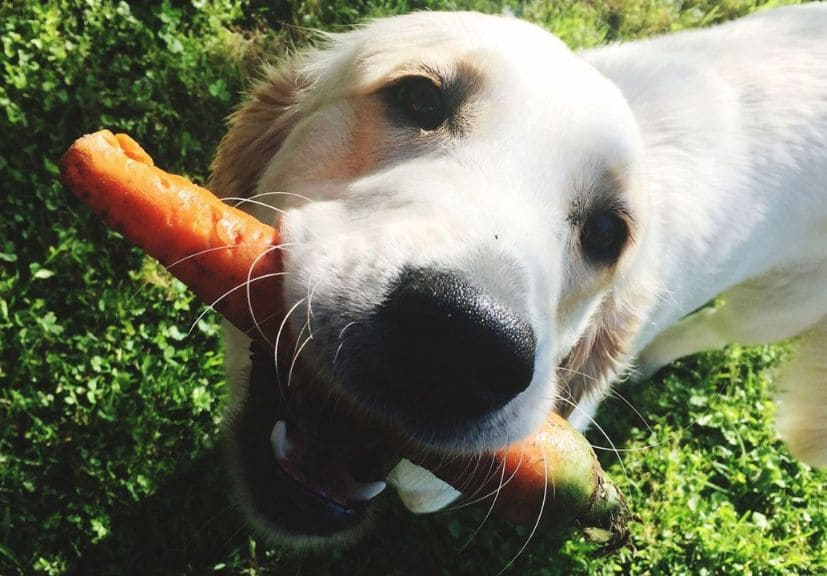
[555,369,693,454]
[446,453,519,513]
[185,271,289,338]
[291,317,310,358]
[332,341,347,366]
[245,245,292,347]
[305,277,322,340]
[449,451,510,509]
[557,363,653,435]
[124,242,296,320]
[556,364,601,383]
[245,190,315,204]
[222,192,324,244]
[459,454,503,504]
[288,332,314,388]
[459,457,508,551]
[332,321,360,365]
[337,321,359,341]
[273,297,307,380]
[606,387,653,432]
[496,445,544,576]
[165,241,302,271]
[221,196,289,216]
[444,453,485,496]
[557,396,629,484]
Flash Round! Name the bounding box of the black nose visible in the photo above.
[341,268,536,422]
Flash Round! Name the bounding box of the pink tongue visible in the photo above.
[270,420,386,504]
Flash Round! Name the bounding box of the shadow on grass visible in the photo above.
[69,353,712,576]
[64,358,712,576]
[68,442,579,576]
[68,447,249,576]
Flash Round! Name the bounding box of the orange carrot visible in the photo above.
[59,130,284,346]
[415,413,631,551]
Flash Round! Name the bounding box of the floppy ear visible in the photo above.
[557,291,645,418]
[209,58,311,200]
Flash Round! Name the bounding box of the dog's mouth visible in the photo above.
[229,343,403,537]
[229,265,540,539]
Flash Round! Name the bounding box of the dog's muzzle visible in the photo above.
[230,266,537,538]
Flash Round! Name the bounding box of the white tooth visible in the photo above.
[353,480,386,501]
[270,420,288,461]
[387,459,462,513]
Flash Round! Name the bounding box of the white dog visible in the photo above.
[210,4,827,546]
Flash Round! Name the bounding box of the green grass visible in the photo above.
[2,0,825,574]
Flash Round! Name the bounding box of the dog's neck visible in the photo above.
[586,40,823,351]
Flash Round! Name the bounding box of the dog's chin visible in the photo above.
[225,343,525,543]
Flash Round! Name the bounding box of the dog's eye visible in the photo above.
[580,210,628,264]
[390,76,447,131]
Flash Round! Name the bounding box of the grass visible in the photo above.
[1,0,825,574]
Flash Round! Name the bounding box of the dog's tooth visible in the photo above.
[270,420,288,461]
[352,480,386,501]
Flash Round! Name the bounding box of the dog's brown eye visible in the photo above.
[390,76,447,131]
[580,210,628,264]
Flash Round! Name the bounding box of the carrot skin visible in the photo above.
[59,130,284,346]
[415,412,631,550]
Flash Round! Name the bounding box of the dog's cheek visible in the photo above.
[256,97,401,209]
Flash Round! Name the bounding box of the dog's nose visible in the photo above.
[364,268,536,417]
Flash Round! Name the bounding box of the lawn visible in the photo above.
[1,1,825,575]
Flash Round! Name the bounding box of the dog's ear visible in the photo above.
[557,291,646,417]
[209,57,312,200]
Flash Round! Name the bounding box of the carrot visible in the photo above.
[413,412,631,552]
[59,130,284,346]
[60,130,630,550]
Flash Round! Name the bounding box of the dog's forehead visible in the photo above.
[318,11,573,89]
[315,12,637,151]
[277,10,644,208]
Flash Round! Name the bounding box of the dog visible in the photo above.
[209,4,827,547]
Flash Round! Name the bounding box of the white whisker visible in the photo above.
[274,297,307,378]
[186,271,289,338]
[337,321,359,341]
[557,396,629,484]
[163,242,302,273]
[332,321,360,365]
[459,457,507,551]
[496,445,543,576]
[246,190,315,204]
[332,341,346,366]
[245,245,291,347]
[288,333,314,388]
[446,453,518,513]
[221,196,290,216]
[606,387,653,432]
[305,278,322,339]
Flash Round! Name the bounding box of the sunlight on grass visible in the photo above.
[1,0,823,574]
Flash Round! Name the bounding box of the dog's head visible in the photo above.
[212,11,651,546]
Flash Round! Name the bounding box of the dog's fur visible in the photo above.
[211,4,827,542]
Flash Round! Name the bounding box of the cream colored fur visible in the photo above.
[211,5,827,522]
